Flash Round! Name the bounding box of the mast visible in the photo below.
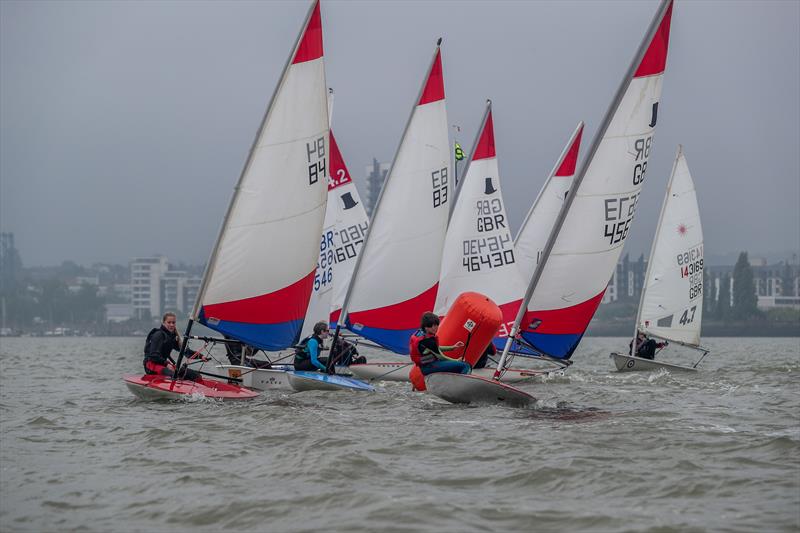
[176,0,324,374]
[493,0,674,379]
[327,87,334,124]
[632,144,681,357]
[449,100,491,223]
[329,38,444,359]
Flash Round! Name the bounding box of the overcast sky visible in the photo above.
[1,0,798,267]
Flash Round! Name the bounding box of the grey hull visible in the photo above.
[611,352,697,372]
[425,372,535,407]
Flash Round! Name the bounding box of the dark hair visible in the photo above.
[313,321,330,335]
[420,312,440,329]
[162,312,177,322]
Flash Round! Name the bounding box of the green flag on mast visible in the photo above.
[454,142,465,161]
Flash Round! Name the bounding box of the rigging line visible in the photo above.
[370,363,413,382]
[692,350,710,369]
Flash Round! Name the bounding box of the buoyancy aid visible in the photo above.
[143,328,160,356]
[294,334,323,362]
[409,330,437,366]
[143,326,177,365]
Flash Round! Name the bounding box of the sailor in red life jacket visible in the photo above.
[409,312,470,376]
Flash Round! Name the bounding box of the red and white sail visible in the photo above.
[341,42,451,354]
[515,122,583,282]
[637,146,704,347]
[302,130,370,337]
[516,0,674,360]
[434,102,525,339]
[192,0,329,350]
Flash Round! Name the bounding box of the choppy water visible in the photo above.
[1,336,798,532]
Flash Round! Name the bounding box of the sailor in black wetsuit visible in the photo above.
[143,312,202,381]
[629,332,668,360]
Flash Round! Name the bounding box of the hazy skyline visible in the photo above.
[1,0,798,267]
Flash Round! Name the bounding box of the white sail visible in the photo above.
[191,0,329,351]
[340,42,451,354]
[327,132,369,326]
[515,122,584,282]
[301,130,369,338]
[434,102,525,338]
[638,146,703,346]
[512,0,674,361]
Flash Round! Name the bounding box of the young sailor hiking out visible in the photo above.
[409,312,469,375]
[294,321,332,372]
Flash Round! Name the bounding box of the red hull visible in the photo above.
[123,374,259,401]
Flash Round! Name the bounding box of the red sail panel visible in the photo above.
[472,110,496,161]
[328,131,352,190]
[418,49,445,105]
[347,284,439,330]
[202,271,315,324]
[555,124,583,176]
[292,0,323,64]
[634,1,673,78]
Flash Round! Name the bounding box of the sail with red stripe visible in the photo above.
[301,129,370,337]
[434,101,525,348]
[192,0,329,350]
[513,0,674,360]
[340,41,451,354]
[515,122,584,282]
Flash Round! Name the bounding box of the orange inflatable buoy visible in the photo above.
[409,365,426,391]
[438,292,502,367]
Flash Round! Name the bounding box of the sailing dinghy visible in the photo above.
[223,128,371,390]
[126,0,370,398]
[426,0,675,406]
[430,100,551,380]
[611,146,709,372]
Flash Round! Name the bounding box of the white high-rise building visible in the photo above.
[131,256,168,319]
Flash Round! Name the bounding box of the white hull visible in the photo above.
[610,352,697,373]
[348,363,544,384]
[216,365,294,391]
[424,372,535,407]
